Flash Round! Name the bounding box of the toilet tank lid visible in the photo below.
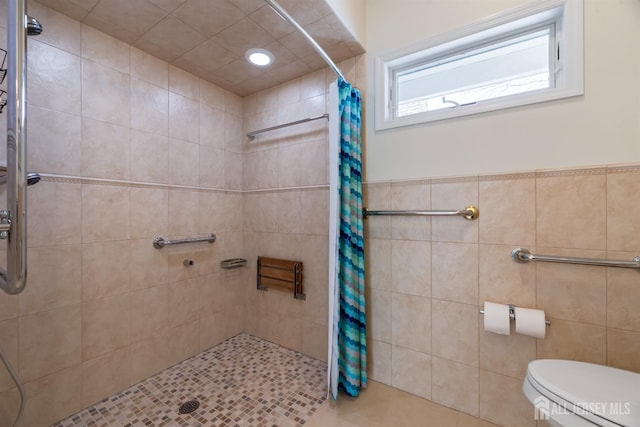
[528,359,640,425]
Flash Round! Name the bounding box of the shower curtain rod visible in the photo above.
[264,0,348,83]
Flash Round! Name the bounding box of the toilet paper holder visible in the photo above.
[480,304,551,326]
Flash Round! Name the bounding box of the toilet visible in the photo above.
[523,359,640,427]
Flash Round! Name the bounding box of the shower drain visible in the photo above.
[178,399,200,414]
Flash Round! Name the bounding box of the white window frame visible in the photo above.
[374,0,584,131]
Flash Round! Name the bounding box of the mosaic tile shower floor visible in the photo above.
[53,334,327,427]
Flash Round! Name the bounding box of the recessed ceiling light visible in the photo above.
[245,48,274,66]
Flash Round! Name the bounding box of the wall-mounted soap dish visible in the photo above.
[221,258,247,269]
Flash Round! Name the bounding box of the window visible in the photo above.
[375,0,583,130]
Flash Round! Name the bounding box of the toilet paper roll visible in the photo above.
[483,302,511,335]
[514,307,546,339]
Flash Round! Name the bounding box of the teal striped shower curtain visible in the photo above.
[328,78,366,399]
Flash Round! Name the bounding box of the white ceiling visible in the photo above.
[32,0,365,96]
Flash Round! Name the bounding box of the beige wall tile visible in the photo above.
[82,347,130,407]
[20,366,82,427]
[391,240,431,297]
[479,369,535,427]
[27,40,81,115]
[169,92,200,143]
[431,180,478,243]
[0,319,17,392]
[81,118,130,179]
[366,238,391,291]
[432,299,478,367]
[20,304,82,382]
[432,357,479,416]
[302,278,328,326]
[301,189,329,235]
[168,190,199,237]
[168,319,200,366]
[28,181,82,247]
[82,240,130,301]
[478,244,536,308]
[391,346,431,399]
[301,320,328,362]
[129,328,170,384]
[81,24,130,73]
[277,191,302,234]
[607,251,640,332]
[225,151,244,190]
[258,148,279,189]
[82,59,130,126]
[169,65,200,99]
[169,139,199,186]
[390,182,430,241]
[82,184,130,242]
[0,388,19,426]
[367,339,391,385]
[479,177,535,246]
[201,80,226,109]
[432,242,478,305]
[131,47,168,89]
[537,318,606,364]
[607,328,640,373]
[27,105,82,176]
[391,293,430,354]
[607,170,640,251]
[198,192,226,235]
[82,293,130,361]
[19,245,82,315]
[130,187,169,239]
[130,129,169,183]
[536,171,607,250]
[0,289,17,323]
[300,140,328,186]
[168,278,200,328]
[130,285,168,342]
[368,289,391,343]
[278,141,303,189]
[536,248,607,326]
[199,103,226,149]
[130,78,169,136]
[199,312,227,351]
[479,327,536,379]
[130,239,169,290]
[199,146,226,188]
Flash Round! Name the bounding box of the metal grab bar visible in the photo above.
[153,233,216,249]
[0,2,38,295]
[363,205,479,221]
[247,114,329,139]
[512,247,640,270]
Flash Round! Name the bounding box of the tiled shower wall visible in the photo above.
[364,166,640,426]
[240,56,365,363]
[0,3,246,425]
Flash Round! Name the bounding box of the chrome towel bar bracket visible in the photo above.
[512,247,640,270]
[153,233,216,249]
[363,205,479,220]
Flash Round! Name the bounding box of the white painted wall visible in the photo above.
[364,0,640,181]
[325,0,367,47]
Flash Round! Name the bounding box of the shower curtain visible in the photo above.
[328,78,366,399]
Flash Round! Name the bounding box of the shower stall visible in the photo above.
[0,0,365,425]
